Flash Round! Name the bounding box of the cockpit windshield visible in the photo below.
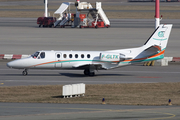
[31,52,39,59]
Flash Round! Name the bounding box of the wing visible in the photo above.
[72,63,104,70]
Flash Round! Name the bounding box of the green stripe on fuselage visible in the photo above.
[43,54,164,66]
[121,54,164,64]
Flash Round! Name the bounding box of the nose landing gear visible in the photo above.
[22,69,28,76]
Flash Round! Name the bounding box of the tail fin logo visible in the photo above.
[158,31,164,37]
[153,31,167,41]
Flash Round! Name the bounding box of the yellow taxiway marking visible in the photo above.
[141,112,176,120]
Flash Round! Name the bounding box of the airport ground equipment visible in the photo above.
[37,0,57,28]
[37,0,110,28]
[37,17,56,27]
[53,2,75,28]
[53,1,110,28]
[77,2,110,28]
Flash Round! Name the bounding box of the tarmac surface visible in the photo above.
[0,103,180,120]
[1,62,180,86]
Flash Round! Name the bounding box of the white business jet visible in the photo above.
[7,24,172,76]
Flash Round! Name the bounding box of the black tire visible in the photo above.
[22,71,28,76]
[49,24,52,28]
[89,72,95,76]
[84,69,95,76]
[84,69,89,76]
[39,24,41,27]
[95,26,98,29]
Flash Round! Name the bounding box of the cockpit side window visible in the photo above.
[40,52,45,59]
[32,52,39,59]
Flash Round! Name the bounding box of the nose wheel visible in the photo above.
[22,69,28,76]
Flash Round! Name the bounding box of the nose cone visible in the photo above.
[7,60,20,68]
[7,59,27,69]
[7,61,13,68]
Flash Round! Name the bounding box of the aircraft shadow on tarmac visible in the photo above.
[2,74,62,76]
[2,73,133,77]
[59,73,133,77]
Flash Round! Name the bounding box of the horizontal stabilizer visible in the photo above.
[141,45,162,59]
[144,45,161,53]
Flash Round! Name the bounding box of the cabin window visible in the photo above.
[81,54,84,58]
[63,54,67,58]
[69,54,72,58]
[75,54,78,58]
[87,54,90,58]
[40,52,45,59]
[31,52,39,59]
[57,54,60,58]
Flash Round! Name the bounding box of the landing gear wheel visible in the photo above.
[39,24,41,27]
[84,69,95,76]
[84,69,89,76]
[22,70,28,76]
[89,72,95,76]
[95,26,98,29]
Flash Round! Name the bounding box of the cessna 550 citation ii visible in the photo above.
[7,24,172,76]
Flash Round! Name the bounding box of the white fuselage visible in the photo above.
[7,50,126,70]
[6,24,172,76]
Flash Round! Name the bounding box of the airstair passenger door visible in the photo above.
[55,53,62,68]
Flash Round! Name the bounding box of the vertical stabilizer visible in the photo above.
[144,24,172,51]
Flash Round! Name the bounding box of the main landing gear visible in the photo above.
[22,69,28,76]
[84,69,95,76]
